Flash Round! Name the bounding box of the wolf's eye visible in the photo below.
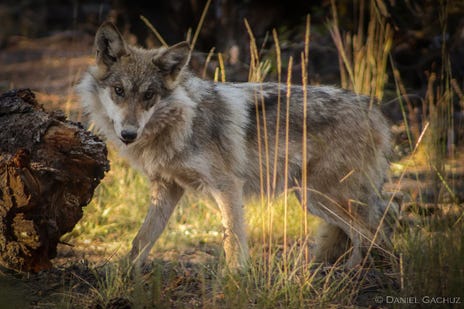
[144,90,155,100]
[114,86,124,97]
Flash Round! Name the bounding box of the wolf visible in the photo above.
[77,22,394,270]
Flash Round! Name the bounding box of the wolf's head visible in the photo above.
[89,22,190,144]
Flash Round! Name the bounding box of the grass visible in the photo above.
[329,0,392,101]
[38,0,464,308]
[394,217,464,301]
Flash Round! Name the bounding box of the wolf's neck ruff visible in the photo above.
[77,22,394,270]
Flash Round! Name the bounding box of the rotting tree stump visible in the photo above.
[0,89,109,272]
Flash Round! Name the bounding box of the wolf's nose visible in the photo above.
[120,130,137,144]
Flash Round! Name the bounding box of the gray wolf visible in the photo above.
[77,22,393,270]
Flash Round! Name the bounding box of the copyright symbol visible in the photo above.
[374,296,384,304]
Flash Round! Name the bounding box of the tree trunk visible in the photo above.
[0,89,109,272]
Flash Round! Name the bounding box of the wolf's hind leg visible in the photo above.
[130,181,184,267]
[313,222,351,264]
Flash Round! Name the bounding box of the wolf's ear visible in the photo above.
[153,41,190,86]
[95,22,128,68]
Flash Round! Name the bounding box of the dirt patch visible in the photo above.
[0,31,93,119]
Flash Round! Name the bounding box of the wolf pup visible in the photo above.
[77,22,393,269]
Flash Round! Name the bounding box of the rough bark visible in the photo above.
[0,89,109,272]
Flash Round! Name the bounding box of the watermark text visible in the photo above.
[374,295,461,305]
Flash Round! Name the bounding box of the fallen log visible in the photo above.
[0,89,109,272]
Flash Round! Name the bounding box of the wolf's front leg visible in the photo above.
[130,181,184,266]
[211,178,249,271]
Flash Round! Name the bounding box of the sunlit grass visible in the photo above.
[329,0,392,101]
[65,149,148,250]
